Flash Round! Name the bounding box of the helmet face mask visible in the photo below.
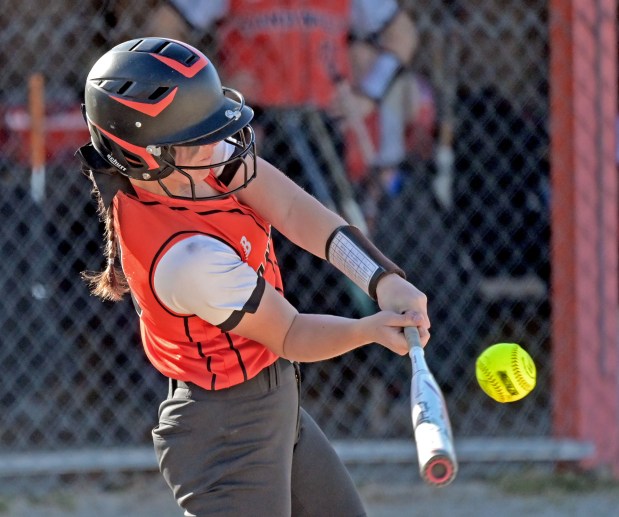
[83,37,256,200]
[156,125,257,201]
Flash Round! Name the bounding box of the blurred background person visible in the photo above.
[147,0,424,234]
[341,1,436,232]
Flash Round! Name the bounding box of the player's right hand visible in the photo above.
[374,274,431,346]
[360,310,425,356]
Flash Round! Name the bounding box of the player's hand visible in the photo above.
[330,80,376,121]
[375,274,431,346]
[360,310,424,356]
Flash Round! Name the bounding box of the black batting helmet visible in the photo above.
[82,37,255,197]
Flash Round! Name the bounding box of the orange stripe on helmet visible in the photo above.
[109,87,178,117]
[93,123,160,170]
[151,53,208,78]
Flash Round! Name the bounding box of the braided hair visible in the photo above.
[77,143,133,301]
[81,187,129,301]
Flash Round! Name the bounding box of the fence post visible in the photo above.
[549,0,618,475]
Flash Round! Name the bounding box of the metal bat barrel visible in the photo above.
[423,454,456,486]
[405,327,458,486]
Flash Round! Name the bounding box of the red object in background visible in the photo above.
[549,0,618,476]
[344,72,437,183]
[344,111,379,183]
[1,103,90,166]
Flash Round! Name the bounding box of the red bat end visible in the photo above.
[423,455,456,486]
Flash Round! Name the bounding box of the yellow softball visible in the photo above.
[475,343,536,403]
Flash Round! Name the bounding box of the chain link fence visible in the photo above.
[0,0,616,503]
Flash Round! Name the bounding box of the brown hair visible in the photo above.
[81,188,130,302]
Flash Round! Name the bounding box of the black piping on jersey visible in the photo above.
[217,276,266,332]
[264,233,284,294]
[206,355,216,390]
[265,258,282,294]
[184,318,217,389]
[262,231,282,293]
[128,194,271,237]
[268,263,283,295]
[193,208,269,236]
[223,332,248,382]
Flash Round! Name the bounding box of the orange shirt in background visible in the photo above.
[218,0,351,109]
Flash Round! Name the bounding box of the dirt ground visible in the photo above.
[2,470,619,516]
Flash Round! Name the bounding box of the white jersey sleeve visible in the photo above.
[350,0,400,39]
[168,0,228,31]
[153,234,263,328]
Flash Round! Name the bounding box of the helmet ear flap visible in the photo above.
[88,122,172,180]
[87,125,129,174]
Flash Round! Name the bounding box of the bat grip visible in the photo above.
[404,326,423,350]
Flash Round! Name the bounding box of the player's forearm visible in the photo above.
[281,189,346,258]
[238,158,346,259]
[281,313,370,362]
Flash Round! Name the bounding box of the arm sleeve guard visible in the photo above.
[326,225,405,300]
[358,51,404,102]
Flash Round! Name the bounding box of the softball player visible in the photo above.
[77,37,430,516]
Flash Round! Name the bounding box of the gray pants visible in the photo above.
[152,359,367,517]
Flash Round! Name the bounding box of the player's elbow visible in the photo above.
[280,313,299,361]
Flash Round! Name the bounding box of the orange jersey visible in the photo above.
[113,187,281,390]
[218,0,351,108]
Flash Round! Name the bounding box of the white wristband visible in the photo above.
[359,52,403,101]
[326,225,405,300]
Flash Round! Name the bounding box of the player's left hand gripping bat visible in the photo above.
[405,326,458,486]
